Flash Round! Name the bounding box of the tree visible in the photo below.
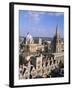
[26,45,30,52]
[59,60,64,68]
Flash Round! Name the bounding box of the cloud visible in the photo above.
[28,11,45,23]
[48,12,64,16]
[26,11,63,25]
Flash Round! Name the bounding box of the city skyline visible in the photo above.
[19,10,64,38]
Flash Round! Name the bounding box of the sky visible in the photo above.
[19,10,64,38]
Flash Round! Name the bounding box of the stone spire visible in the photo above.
[56,24,60,39]
[56,24,58,36]
[51,24,62,53]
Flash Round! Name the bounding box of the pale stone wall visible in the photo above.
[19,52,64,79]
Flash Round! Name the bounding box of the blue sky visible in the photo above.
[19,10,64,38]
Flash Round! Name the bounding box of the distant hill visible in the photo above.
[33,37,53,41]
[19,36,64,42]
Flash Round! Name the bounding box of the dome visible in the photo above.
[26,33,34,44]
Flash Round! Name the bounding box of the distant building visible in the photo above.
[39,38,42,45]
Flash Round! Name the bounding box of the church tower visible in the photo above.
[51,25,62,53]
[56,25,62,52]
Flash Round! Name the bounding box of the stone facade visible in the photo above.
[19,52,64,79]
[19,27,64,79]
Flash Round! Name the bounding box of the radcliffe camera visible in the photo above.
[19,11,64,79]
